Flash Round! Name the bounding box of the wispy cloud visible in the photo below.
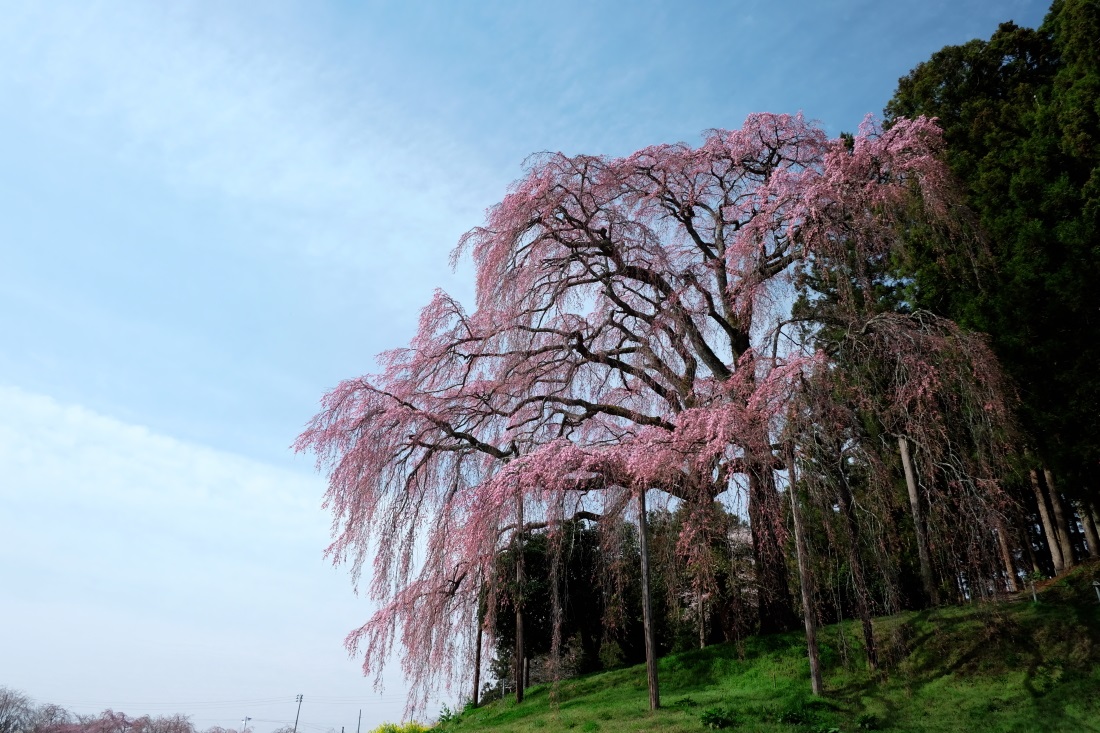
[0,2,495,270]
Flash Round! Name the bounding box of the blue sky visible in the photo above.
[0,0,1049,728]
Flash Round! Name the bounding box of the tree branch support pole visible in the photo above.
[899,436,937,605]
[514,496,525,704]
[1030,468,1063,574]
[472,587,483,707]
[637,487,660,711]
[787,445,823,695]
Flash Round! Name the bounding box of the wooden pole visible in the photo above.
[787,444,823,695]
[697,588,706,650]
[472,609,483,706]
[514,497,525,703]
[899,436,937,604]
[637,488,660,711]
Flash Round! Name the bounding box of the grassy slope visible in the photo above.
[439,562,1100,732]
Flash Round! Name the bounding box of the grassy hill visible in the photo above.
[437,562,1100,732]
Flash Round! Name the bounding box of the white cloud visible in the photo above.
[0,385,414,729]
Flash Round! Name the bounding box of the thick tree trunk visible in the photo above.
[1081,502,1100,559]
[899,436,937,605]
[637,489,660,711]
[748,467,799,633]
[1044,468,1076,569]
[836,477,878,671]
[994,517,1019,593]
[786,445,823,695]
[514,498,525,704]
[1030,469,1063,574]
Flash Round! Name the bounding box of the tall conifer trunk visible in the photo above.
[1044,469,1076,569]
[1031,469,1064,574]
[1080,502,1100,559]
[899,436,937,605]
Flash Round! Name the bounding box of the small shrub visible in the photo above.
[436,703,459,724]
[580,722,600,732]
[699,706,738,729]
[369,723,430,733]
[776,699,817,725]
[855,711,882,730]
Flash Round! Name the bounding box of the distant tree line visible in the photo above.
[0,688,295,733]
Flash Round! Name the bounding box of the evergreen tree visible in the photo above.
[886,0,1100,498]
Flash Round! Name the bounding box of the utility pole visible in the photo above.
[356,710,361,733]
[241,717,251,733]
[293,695,303,733]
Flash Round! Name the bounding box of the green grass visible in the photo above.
[439,562,1100,732]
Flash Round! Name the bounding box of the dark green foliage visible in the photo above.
[774,699,816,725]
[698,705,738,729]
[492,523,612,675]
[491,510,759,685]
[886,0,1100,496]
[854,712,882,730]
[669,697,699,709]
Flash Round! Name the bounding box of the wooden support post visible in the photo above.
[787,444,823,695]
[899,436,937,604]
[637,489,660,711]
[514,497,525,703]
